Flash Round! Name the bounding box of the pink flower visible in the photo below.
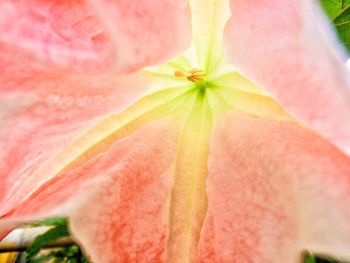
[1,0,350,262]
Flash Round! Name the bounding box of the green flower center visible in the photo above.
[195,80,213,93]
[174,68,215,95]
[137,49,290,260]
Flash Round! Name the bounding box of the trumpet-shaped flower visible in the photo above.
[1,0,350,262]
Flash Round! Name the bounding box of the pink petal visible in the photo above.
[0,44,152,216]
[224,0,350,155]
[83,0,191,73]
[0,0,191,73]
[3,120,178,263]
[0,0,115,72]
[197,111,350,262]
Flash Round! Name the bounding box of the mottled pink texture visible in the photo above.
[0,0,115,72]
[0,44,152,216]
[0,0,191,73]
[5,120,178,263]
[197,111,350,262]
[224,0,350,156]
[86,0,191,73]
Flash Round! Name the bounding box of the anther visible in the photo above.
[174,68,205,83]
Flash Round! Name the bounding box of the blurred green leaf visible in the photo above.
[22,217,89,262]
[25,221,69,258]
[304,251,350,263]
[30,217,67,227]
[305,253,317,263]
[320,0,350,53]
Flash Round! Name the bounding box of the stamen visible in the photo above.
[174,68,205,83]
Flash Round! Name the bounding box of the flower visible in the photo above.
[1,0,350,262]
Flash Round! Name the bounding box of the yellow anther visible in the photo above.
[174,68,205,83]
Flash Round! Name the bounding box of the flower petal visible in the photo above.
[0,0,191,73]
[188,0,230,74]
[0,44,153,216]
[224,0,350,155]
[197,111,350,262]
[2,120,178,263]
[0,0,115,72]
[87,0,191,73]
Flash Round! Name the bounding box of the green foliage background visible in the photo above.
[320,0,350,53]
